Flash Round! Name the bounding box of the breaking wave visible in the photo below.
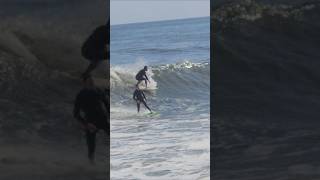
[110,61,210,104]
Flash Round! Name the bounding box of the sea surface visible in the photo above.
[110,17,210,179]
[0,0,108,179]
[212,0,320,179]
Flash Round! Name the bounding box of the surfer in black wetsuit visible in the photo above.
[81,20,110,79]
[133,86,152,113]
[73,75,109,163]
[135,66,150,88]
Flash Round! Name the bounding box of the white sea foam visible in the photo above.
[111,59,158,90]
[111,105,210,180]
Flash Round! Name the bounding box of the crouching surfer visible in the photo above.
[135,66,150,88]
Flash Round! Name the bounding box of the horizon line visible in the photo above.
[111,16,209,26]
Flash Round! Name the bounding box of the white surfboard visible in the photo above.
[138,83,157,90]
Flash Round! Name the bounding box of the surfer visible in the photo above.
[133,86,152,113]
[81,20,109,79]
[73,75,109,163]
[135,66,150,88]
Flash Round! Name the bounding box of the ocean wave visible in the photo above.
[211,0,320,125]
[114,45,209,54]
[111,61,209,92]
[212,0,320,25]
[110,61,210,108]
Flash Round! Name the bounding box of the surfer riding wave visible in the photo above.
[110,61,209,114]
[135,66,150,88]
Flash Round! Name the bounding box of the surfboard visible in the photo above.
[145,111,160,117]
[137,84,157,91]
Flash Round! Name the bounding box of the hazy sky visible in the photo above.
[111,0,210,25]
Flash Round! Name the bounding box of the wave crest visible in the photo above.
[213,0,319,25]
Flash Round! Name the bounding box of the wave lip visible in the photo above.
[153,61,209,71]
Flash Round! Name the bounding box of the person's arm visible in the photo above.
[144,72,150,83]
[144,71,149,81]
[73,94,87,126]
[133,90,137,100]
[142,91,147,101]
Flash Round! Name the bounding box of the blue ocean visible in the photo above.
[110,17,210,180]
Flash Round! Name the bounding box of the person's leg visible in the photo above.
[136,80,142,87]
[137,101,140,113]
[86,130,97,162]
[145,79,148,88]
[136,77,146,87]
[142,101,152,112]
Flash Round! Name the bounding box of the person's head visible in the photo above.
[144,66,148,71]
[82,75,95,88]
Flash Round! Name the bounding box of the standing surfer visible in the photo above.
[73,75,109,163]
[133,86,152,113]
[135,66,150,88]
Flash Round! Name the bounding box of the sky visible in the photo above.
[110,0,210,25]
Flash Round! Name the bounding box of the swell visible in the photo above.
[213,1,320,179]
[152,62,210,97]
[213,0,320,121]
[110,61,210,104]
[212,0,320,24]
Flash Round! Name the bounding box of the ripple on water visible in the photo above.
[145,170,171,177]
[111,113,210,179]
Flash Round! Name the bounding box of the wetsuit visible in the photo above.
[133,89,151,112]
[135,69,148,81]
[74,87,109,160]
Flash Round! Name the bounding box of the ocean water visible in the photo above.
[110,17,210,179]
[212,0,320,179]
[0,1,109,179]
